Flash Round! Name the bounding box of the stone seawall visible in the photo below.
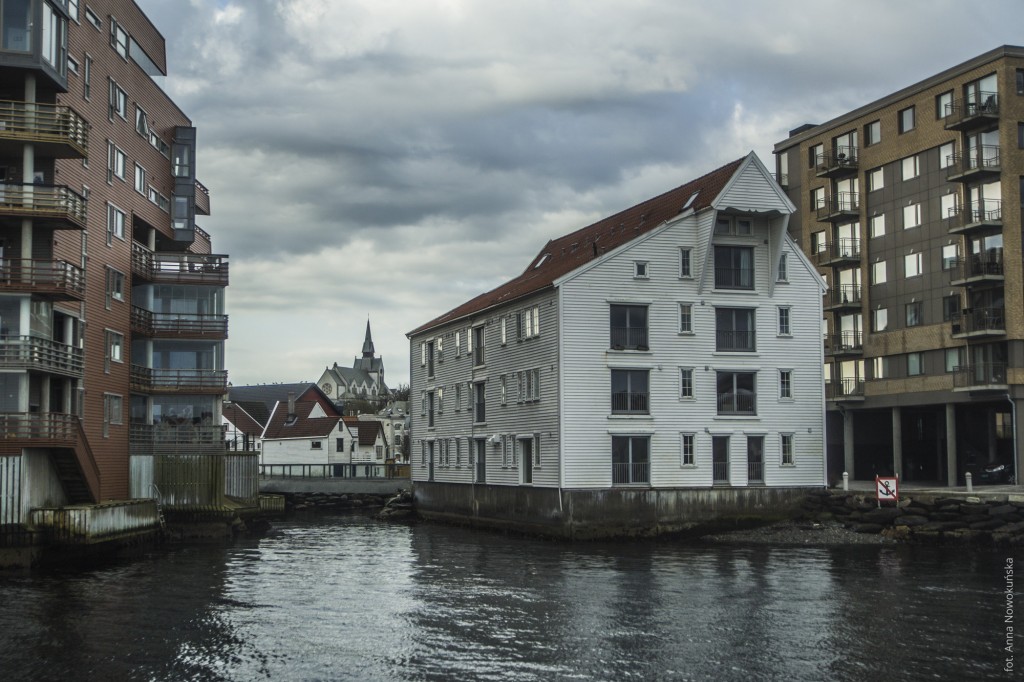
[283,491,394,512]
[801,489,1024,546]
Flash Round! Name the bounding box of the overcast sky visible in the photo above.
[135,0,1024,388]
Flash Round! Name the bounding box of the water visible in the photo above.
[0,514,1018,681]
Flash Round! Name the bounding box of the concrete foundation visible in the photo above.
[413,482,817,539]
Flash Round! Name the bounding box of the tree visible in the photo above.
[391,383,410,402]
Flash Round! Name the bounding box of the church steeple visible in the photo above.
[362,319,375,358]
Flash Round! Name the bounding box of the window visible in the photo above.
[715,217,752,235]
[905,301,923,327]
[69,0,79,22]
[611,369,649,414]
[103,394,122,436]
[107,142,126,182]
[778,307,791,336]
[680,368,693,399]
[136,106,149,136]
[679,303,693,334]
[872,356,890,380]
[904,252,923,278]
[870,214,886,238]
[901,155,920,180]
[106,204,125,243]
[85,7,101,30]
[903,203,921,229]
[436,336,443,363]
[106,267,124,304]
[780,370,792,399]
[634,261,649,279]
[500,318,506,345]
[426,391,434,427]
[83,54,92,99]
[500,375,507,405]
[873,308,888,332]
[150,130,170,157]
[865,120,881,146]
[110,18,129,59]
[868,168,884,191]
[454,383,462,411]
[681,433,695,466]
[134,163,146,194]
[940,192,958,220]
[472,326,484,365]
[942,243,959,270]
[108,79,127,119]
[899,105,915,133]
[936,90,952,119]
[337,438,344,451]
[777,253,787,282]
[939,142,954,169]
[68,55,78,74]
[311,441,322,450]
[714,246,754,290]
[610,304,648,350]
[872,261,887,285]
[437,387,444,413]
[945,347,964,373]
[612,436,650,485]
[907,352,924,376]
[1019,122,1024,149]
[811,187,825,213]
[716,371,756,415]
[376,445,384,460]
[781,434,794,466]
[454,331,461,357]
[808,143,823,168]
[716,308,755,352]
[1018,69,1024,95]
[425,340,434,378]
[473,382,485,423]
[943,295,960,322]
[105,330,123,366]
[679,247,692,278]
[811,229,826,253]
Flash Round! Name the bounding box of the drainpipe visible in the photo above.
[1006,393,1018,486]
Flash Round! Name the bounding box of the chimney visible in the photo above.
[287,392,296,417]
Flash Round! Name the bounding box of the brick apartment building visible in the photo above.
[774,45,1024,487]
[0,0,242,547]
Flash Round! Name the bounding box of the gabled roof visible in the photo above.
[223,402,263,436]
[228,383,334,426]
[408,157,745,336]
[343,417,387,446]
[263,401,342,441]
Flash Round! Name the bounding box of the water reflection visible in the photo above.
[0,515,1015,681]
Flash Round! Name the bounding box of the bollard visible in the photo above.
[842,472,849,491]
[965,471,973,493]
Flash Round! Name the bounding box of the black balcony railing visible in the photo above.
[944,93,999,128]
[612,391,650,414]
[950,253,1003,283]
[815,238,861,265]
[948,199,1001,230]
[612,461,649,485]
[610,326,649,350]
[0,336,83,376]
[951,307,1005,336]
[947,147,1000,180]
[826,284,862,308]
[953,362,1007,389]
[816,192,859,220]
[827,331,863,354]
[815,145,859,175]
[716,330,755,352]
[826,379,865,400]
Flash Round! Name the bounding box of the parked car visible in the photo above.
[964,451,1016,485]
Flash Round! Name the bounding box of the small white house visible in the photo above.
[260,397,350,475]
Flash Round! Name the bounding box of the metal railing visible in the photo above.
[950,253,1003,282]
[815,238,861,265]
[0,336,83,376]
[130,366,229,393]
[816,192,859,220]
[259,463,410,479]
[610,326,649,350]
[0,99,89,156]
[0,258,85,298]
[712,461,729,483]
[827,331,863,354]
[611,391,650,414]
[129,424,227,455]
[748,461,764,483]
[714,266,754,290]
[131,307,228,337]
[717,392,756,415]
[815,145,858,173]
[944,92,999,125]
[953,362,1007,389]
[612,461,649,485]
[951,307,1005,335]
[827,284,862,307]
[131,243,230,285]
[0,183,87,227]
[716,330,755,352]
[826,379,865,400]
[947,147,1000,177]
[948,199,1001,227]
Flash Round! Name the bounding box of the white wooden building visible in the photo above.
[407,153,826,518]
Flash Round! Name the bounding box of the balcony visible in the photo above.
[131,307,228,339]
[0,259,84,301]
[943,93,999,131]
[716,330,756,352]
[194,180,211,216]
[947,199,1001,235]
[826,379,865,402]
[816,192,859,222]
[131,243,229,286]
[610,326,649,351]
[950,254,1003,286]
[824,284,862,311]
[612,461,650,486]
[953,362,1007,391]
[815,238,861,266]
[0,336,83,377]
[130,366,229,394]
[826,331,863,356]
[946,147,1000,183]
[0,184,87,229]
[129,423,226,456]
[0,100,89,158]
[951,307,1005,338]
[815,146,859,178]
[611,391,650,414]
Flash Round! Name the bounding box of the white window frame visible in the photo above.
[777,253,787,282]
[869,214,885,238]
[779,369,793,399]
[679,247,692,278]
[106,203,125,243]
[781,433,794,466]
[903,203,921,229]
[634,261,649,279]
[680,367,694,399]
[778,307,791,336]
[679,303,693,334]
[901,155,920,181]
[680,433,696,467]
[868,168,884,191]
[872,261,887,285]
[938,141,954,169]
[904,252,923,278]
[134,163,146,194]
[873,308,888,332]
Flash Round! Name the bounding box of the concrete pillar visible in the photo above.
[147,226,156,251]
[40,376,49,413]
[843,410,855,478]
[946,403,957,487]
[892,406,903,478]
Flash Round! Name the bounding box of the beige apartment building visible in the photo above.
[775,45,1024,487]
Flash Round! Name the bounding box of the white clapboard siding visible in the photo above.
[713,155,794,215]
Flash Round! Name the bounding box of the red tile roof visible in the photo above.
[263,401,341,440]
[223,402,263,436]
[409,157,745,336]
